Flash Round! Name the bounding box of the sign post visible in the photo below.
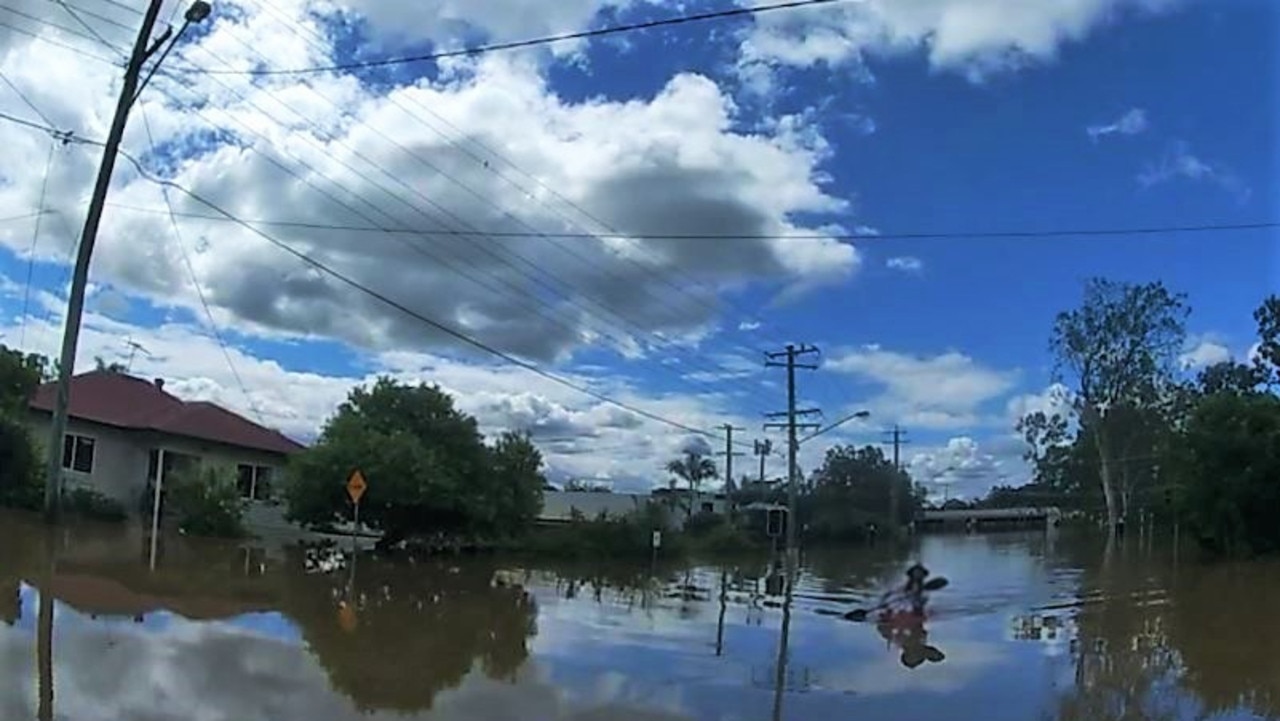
[346,469,367,534]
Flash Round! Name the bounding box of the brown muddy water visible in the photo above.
[1,511,1278,720]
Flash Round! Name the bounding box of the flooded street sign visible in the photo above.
[346,470,367,505]
[652,530,662,549]
[337,600,357,633]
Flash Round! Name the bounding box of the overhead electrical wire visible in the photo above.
[98,204,1280,241]
[226,0,827,396]
[139,105,267,427]
[0,109,745,443]
[182,0,845,76]
[0,18,117,64]
[0,68,56,126]
[231,0,787,329]
[148,40,779,409]
[19,141,57,348]
[0,3,121,52]
[51,0,123,51]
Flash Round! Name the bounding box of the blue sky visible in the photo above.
[0,0,1275,495]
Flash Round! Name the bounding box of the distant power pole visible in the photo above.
[753,438,773,485]
[764,344,821,578]
[881,424,910,527]
[716,424,746,492]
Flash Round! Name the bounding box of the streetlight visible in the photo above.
[43,1,213,521]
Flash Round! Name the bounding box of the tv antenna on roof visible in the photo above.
[124,338,151,373]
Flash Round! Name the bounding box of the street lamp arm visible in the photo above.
[798,410,870,446]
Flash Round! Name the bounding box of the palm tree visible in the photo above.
[666,452,718,517]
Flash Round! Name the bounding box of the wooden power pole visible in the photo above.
[765,344,820,579]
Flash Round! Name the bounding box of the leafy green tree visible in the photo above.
[485,431,547,530]
[1197,360,1265,396]
[805,444,918,539]
[1048,278,1189,532]
[0,344,48,416]
[0,416,41,510]
[1178,391,1280,556]
[1254,294,1280,386]
[286,378,542,545]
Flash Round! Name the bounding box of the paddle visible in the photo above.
[842,577,949,622]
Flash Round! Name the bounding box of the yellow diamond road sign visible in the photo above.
[346,470,367,504]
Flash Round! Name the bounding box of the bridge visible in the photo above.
[918,507,1062,530]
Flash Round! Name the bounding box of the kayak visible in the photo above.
[876,609,927,628]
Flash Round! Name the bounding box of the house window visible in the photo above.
[701,502,715,514]
[237,464,274,501]
[61,435,95,474]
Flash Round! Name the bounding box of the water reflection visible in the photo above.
[1,511,1278,720]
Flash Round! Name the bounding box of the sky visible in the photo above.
[0,0,1275,498]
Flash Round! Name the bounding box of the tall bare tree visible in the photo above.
[1049,278,1189,533]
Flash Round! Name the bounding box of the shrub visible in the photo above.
[683,510,726,537]
[168,465,247,538]
[0,416,41,511]
[63,487,127,522]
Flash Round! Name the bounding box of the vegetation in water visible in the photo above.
[168,465,248,538]
[284,378,547,549]
[998,284,1280,556]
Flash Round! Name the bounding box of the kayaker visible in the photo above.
[901,563,930,616]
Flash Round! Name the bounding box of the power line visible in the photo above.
[0,18,117,64]
[99,203,1280,241]
[51,0,123,51]
[227,0,798,361]
[0,3,120,51]
[20,142,57,348]
[139,105,267,426]
[0,68,55,126]
[144,39,779,407]
[182,0,844,76]
[0,107,734,443]
[0,211,51,224]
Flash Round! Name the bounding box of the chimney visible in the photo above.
[154,378,165,391]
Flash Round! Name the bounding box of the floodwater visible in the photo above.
[2,514,1278,721]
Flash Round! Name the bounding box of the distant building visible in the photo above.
[538,491,651,523]
[28,371,306,515]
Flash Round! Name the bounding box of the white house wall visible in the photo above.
[26,412,292,516]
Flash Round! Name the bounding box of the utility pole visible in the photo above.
[753,438,773,485]
[42,1,211,521]
[881,424,910,529]
[716,424,745,492]
[764,344,820,580]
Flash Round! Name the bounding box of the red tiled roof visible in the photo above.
[29,370,305,455]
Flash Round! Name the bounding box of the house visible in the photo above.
[27,371,305,515]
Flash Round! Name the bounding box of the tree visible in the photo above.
[1048,278,1189,532]
[486,431,547,530]
[93,356,127,374]
[563,479,611,492]
[1197,360,1264,396]
[285,378,539,545]
[0,344,48,416]
[805,444,918,539]
[665,450,717,517]
[1254,294,1280,386]
[1178,390,1280,556]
